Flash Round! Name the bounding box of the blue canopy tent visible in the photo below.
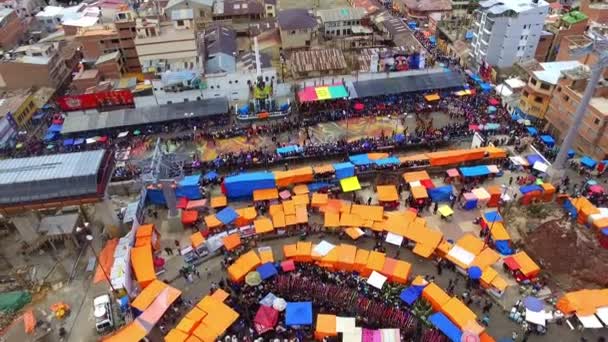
[429,36,436,45]
[43,132,57,141]
[428,185,454,202]
[238,105,250,115]
[562,198,577,219]
[487,106,497,113]
[176,174,202,199]
[580,156,597,169]
[349,154,372,166]
[479,83,492,92]
[484,211,503,223]
[526,127,538,136]
[470,74,482,83]
[279,103,290,112]
[333,162,355,179]
[465,31,474,40]
[285,302,313,326]
[48,124,63,133]
[394,133,405,142]
[540,135,555,148]
[147,188,166,205]
[216,207,238,225]
[459,165,490,177]
[63,138,74,146]
[407,21,417,29]
[256,262,278,280]
[526,154,543,166]
[74,138,85,145]
[495,240,513,255]
[468,266,482,280]
[520,184,543,195]
[276,145,302,156]
[203,171,219,181]
[224,172,276,198]
[399,286,424,306]
[428,313,463,342]
[568,149,576,159]
[374,157,400,167]
[307,182,332,192]
[484,123,500,130]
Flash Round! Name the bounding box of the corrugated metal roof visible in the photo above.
[352,70,466,98]
[317,7,367,22]
[0,150,106,204]
[277,9,317,30]
[170,8,194,20]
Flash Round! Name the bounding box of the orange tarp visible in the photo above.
[103,322,146,342]
[293,194,310,206]
[313,164,334,174]
[324,212,340,228]
[483,146,507,159]
[471,248,500,270]
[222,234,241,251]
[321,200,352,214]
[456,234,485,256]
[368,152,389,160]
[556,289,608,315]
[340,212,363,227]
[480,267,498,288]
[319,247,339,269]
[185,307,207,322]
[176,317,199,334]
[165,329,189,342]
[210,195,227,208]
[311,193,329,207]
[295,205,308,224]
[371,219,387,232]
[210,289,230,302]
[295,242,313,262]
[441,297,478,330]
[512,251,540,277]
[593,217,608,230]
[412,243,436,258]
[227,263,246,282]
[381,257,397,278]
[385,212,413,236]
[254,218,274,234]
[422,283,451,311]
[269,204,283,216]
[351,204,384,221]
[94,238,118,284]
[132,279,170,311]
[23,310,35,334]
[192,322,217,342]
[436,240,452,257]
[402,170,430,183]
[491,275,508,291]
[134,235,152,248]
[377,185,399,202]
[235,207,257,226]
[489,222,510,241]
[258,247,274,263]
[354,249,370,274]
[345,228,364,240]
[275,167,314,187]
[285,214,297,226]
[131,245,156,288]
[239,250,261,270]
[283,200,296,215]
[315,314,337,340]
[411,186,428,199]
[540,183,555,193]
[338,244,357,271]
[293,184,309,195]
[272,212,286,228]
[399,154,429,163]
[427,149,486,166]
[253,188,279,201]
[190,232,206,248]
[283,244,297,259]
[392,260,412,284]
[136,224,155,239]
[366,251,386,273]
[204,214,222,229]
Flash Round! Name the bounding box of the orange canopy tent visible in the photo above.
[222,234,241,251]
[315,314,337,340]
[366,251,386,274]
[293,184,309,195]
[131,245,156,288]
[283,244,297,259]
[254,218,274,234]
[210,288,230,302]
[351,204,384,221]
[324,212,340,228]
[292,194,310,206]
[337,244,357,271]
[340,212,363,227]
[165,329,189,342]
[345,227,364,240]
[190,232,206,249]
[295,241,312,262]
[354,249,370,274]
[185,308,207,322]
[399,154,429,164]
[511,251,541,278]
[311,193,329,207]
[422,282,451,311]
[210,195,227,208]
[313,164,334,174]
[94,238,118,284]
[440,297,478,330]
[471,248,500,270]
[272,212,286,228]
[285,214,297,226]
[392,260,412,284]
[253,188,279,201]
[411,186,428,199]
[282,200,296,215]
[403,170,430,183]
[455,233,485,256]
[269,203,283,216]
[295,205,308,223]
[204,214,222,229]
[131,279,173,311]
[377,185,399,202]
[181,210,198,225]
[235,207,258,226]
[258,247,274,263]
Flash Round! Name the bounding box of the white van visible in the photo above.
[93,294,114,334]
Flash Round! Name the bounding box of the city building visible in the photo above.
[317,7,368,39]
[35,4,100,32]
[534,31,554,62]
[0,89,36,145]
[394,0,452,20]
[113,11,143,73]
[0,9,25,50]
[496,77,527,114]
[165,0,214,22]
[469,0,549,69]
[288,48,348,78]
[373,11,423,50]
[71,69,102,93]
[540,10,589,62]
[580,0,608,24]
[0,43,70,90]
[200,24,237,74]
[518,60,581,119]
[450,0,476,17]
[277,9,317,50]
[95,51,124,79]
[347,0,382,15]
[213,0,265,22]
[0,0,45,19]
[545,62,608,159]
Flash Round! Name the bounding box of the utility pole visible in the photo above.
[552,32,608,176]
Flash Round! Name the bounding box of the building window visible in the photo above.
[522,90,529,97]
[540,82,551,90]
[557,86,561,92]
[530,78,537,85]
[534,96,543,103]
[594,118,601,125]
[177,20,184,26]
[563,95,569,102]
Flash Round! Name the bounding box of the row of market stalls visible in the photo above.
[563,196,608,249]
[556,289,608,329]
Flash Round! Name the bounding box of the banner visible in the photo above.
[56,90,134,112]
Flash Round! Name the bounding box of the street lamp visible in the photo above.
[86,234,117,293]
[552,30,608,175]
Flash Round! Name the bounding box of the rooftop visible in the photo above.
[62,16,100,27]
[166,0,213,10]
[399,0,452,12]
[479,0,549,15]
[561,10,588,25]
[0,8,13,21]
[289,48,347,74]
[204,24,237,56]
[533,60,583,84]
[351,0,382,14]
[221,0,264,16]
[73,69,100,80]
[38,213,80,237]
[170,8,194,21]
[0,90,32,116]
[249,19,278,36]
[277,9,317,31]
[317,7,367,22]
[95,51,120,65]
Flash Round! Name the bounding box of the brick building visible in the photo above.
[0,9,25,50]
[0,43,70,90]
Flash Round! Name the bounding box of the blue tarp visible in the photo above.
[216,207,238,225]
[285,302,313,326]
[204,171,218,181]
[176,174,202,199]
[480,83,492,92]
[581,156,597,169]
[520,185,543,194]
[399,286,423,305]
[407,21,417,29]
[429,185,453,202]
[429,36,436,44]
[257,262,278,280]
[146,188,166,205]
[429,313,463,342]
[468,266,482,279]
[307,182,332,192]
[484,123,500,130]
[374,157,400,167]
[495,240,513,255]
[460,166,490,177]
[349,154,372,166]
[487,106,497,113]
[394,133,405,142]
[465,31,473,40]
[74,138,84,145]
[568,149,576,159]
[333,162,355,179]
[484,211,503,223]
[224,172,276,198]
[276,145,302,156]
[527,127,538,136]
[43,132,57,141]
[540,135,555,148]
[601,228,608,237]
[48,124,63,133]
[463,198,477,210]
[63,138,74,146]
[526,154,543,166]
[563,199,577,219]
[238,105,249,115]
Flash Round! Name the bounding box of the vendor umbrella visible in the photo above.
[254,305,279,334]
[354,103,365,111]
[461,332,480,342]
[272,297,287,312]
[245,271,262,286]
[467,266,482,280]
[133,129,141,136]
[523,296,544,312]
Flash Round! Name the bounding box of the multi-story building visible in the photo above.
[0,0,45,19]
[36,4,100,32]
[0,43,70,90]
[317,7,367,38]
[539,10,589,62]
[165,0,213,23]
[518,60,582,119]
[545,62,608,159]
[113,11,142,73]
[0,9,25,50]
[469,0,549,69]
[0,89,38,145]
[199,24,237,74]
[580,0,608,24]
[277,9,317,50]
[393,0,452,20]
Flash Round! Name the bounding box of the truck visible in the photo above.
[93,294,114,334]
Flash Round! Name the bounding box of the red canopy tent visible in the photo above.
[354,103,364,111]
[488,98,500,106]
[181,210,199,225]
[254,305,279,334]
[176,197,188,209]
[281,260,295,272]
